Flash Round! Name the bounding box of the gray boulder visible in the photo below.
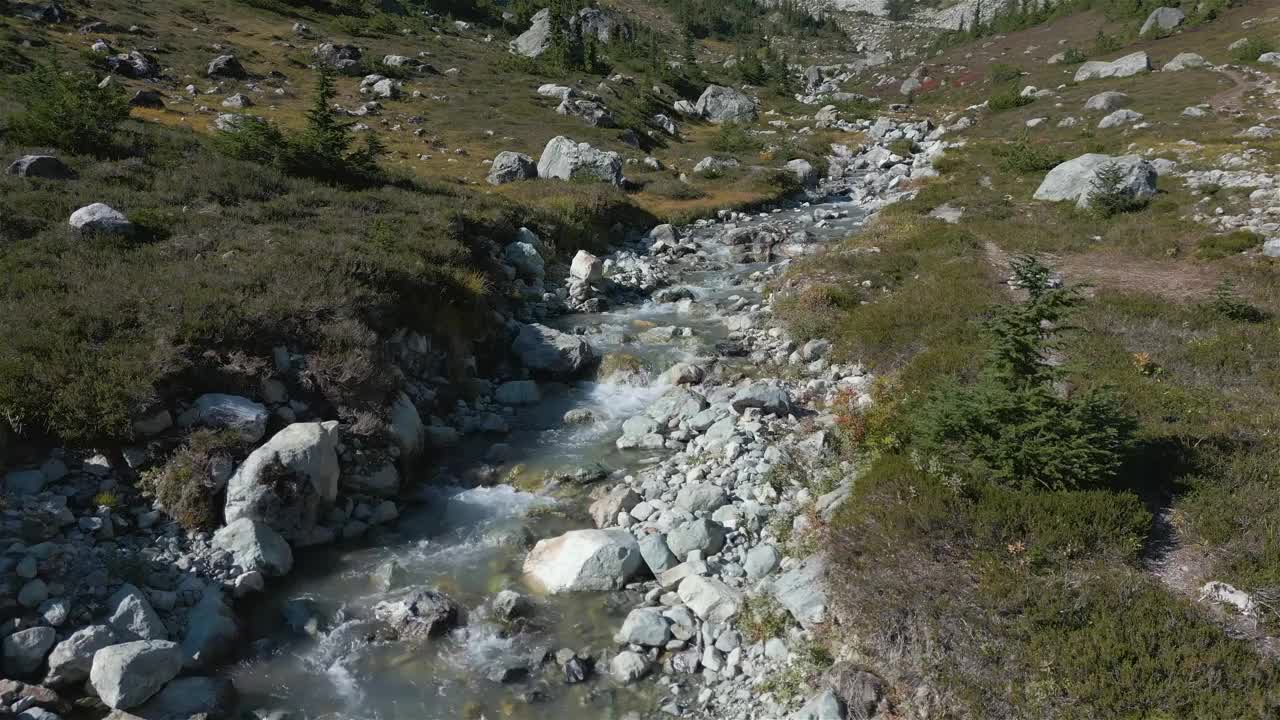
[90,641,183,709]
[576,6,630,43]
[191,394,269,443]
[677,575,742,623]
[206,54,246,78]
[675,483,729,514]
[637,533,678,575]
[537,136,623,186]
[1083,91,1129,112]
[772,555,828,629]
[609,650,651,683]
[666,518,727,560]
[785,158,820,188]
[3,626,56,677]
[5,469,47,496]
[695,85,758,124]
[557,98,615,127]
[495,380,541,406]
[1098,108,1143,129]
[7,155,73,179]
[504,241,545,280]
[1074,51,1151,81]
[1139,7,1184,37]
[180,590,239,670]
[522,528,642,593]
[791,689,845,720]
[1033,153,1157,210]
[212,518,294,577]
[372,589,459,639]
[512,323,596,377]
[388,392,424,459]
[487,151,537,185]
[730,382,793,415]
[69,203,133,236]
[108,584,167,641]
[133,676,239,720]
[589,485,641,528]
[1163,52,1206,71]
[223,421,341,539]
[510,8,552,58]
[45,625,117,686]
[313,43,361,70]
[615,608,670,647]
[745,544,781,580]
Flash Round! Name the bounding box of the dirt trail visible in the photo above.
[1208,67,1261,114]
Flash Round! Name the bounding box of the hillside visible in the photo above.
[1,0,1279,719]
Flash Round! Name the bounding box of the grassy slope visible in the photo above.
[775,3,1280,718]
[0,0,852,448]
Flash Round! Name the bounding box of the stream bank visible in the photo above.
[0,114,947,720]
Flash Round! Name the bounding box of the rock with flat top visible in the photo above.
[89,641,182,709]
[1074,52,1150,81]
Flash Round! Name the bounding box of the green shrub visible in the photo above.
[887,138,915,157]
[1087,162,1149,218]
[214,69,384,185]
[7,59,130,154]
[1015,571,1280,718]
[644,177,707,200]
[989,63,1023,84]
[1196,230,1259,259]
[139,429,243,530]
[1059,47,1087,64]
[987,84,1033,112]
[909,257,1137,491]
[992,137,1064,173]
[710,123,763,153]
[1230,36,1277,63]
[1208,280,1268,323]
[971,485,1149,565]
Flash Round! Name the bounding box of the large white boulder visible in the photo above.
[570,250,603,282]
[537,136,623,186]
[772,554,828,629]
[1074,51,1151,81]
[504,241,545,280]
[223,421,340,538]
[69,203,133,236]
[523,528,642,593]
[89,640,183,709]
[388,392,424,460]
[2,626,56,677]
[1163,52,1206,71]
[695,85,758,124]
[1033,153,1157,210]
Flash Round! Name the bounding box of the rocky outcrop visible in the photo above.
[223,422,341,539]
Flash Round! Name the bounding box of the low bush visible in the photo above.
[644,177,707,201]
[1059,47,1087,64]
[710,123,763,153]
[992,137,1064,173]
[6,59,130,154]
[987,84,1034,112]
[989,63,1023,84]
[1196,229,1261,259]
[1230,36,1277,63]
[140,429,244,530]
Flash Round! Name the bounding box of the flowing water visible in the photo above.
[227,194,867,720]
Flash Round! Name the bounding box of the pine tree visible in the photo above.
[291,68,352,179]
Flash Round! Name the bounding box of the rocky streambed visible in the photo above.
[0,115,945,720]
